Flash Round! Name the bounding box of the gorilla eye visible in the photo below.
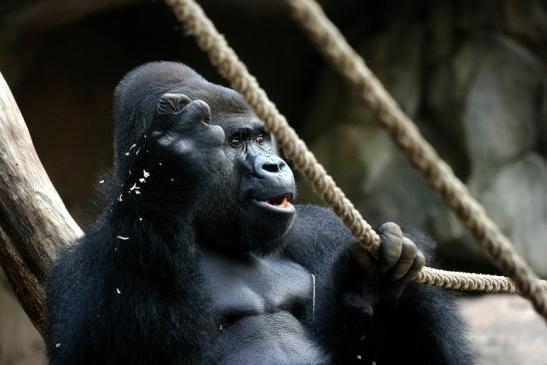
[230,137,242,148]
[256,134,265,144]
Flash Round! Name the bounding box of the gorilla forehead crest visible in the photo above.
[113,62,252,161]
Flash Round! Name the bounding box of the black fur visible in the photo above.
[46,62,473,365]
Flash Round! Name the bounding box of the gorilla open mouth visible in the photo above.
[254,193,294,212]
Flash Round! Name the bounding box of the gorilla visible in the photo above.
[46,61,473,365]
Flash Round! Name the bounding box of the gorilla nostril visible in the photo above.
[262,163,281,173]
[253,155,290,176]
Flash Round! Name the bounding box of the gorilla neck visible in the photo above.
[193,209,294,256]
[195,225,287,257]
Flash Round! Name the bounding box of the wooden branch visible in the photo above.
[0,71,83,336]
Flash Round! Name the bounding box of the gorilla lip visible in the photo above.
[256,193,294,211]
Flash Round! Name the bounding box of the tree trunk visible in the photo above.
[0,71,83,336]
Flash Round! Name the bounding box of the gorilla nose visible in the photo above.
[254,155,289,178]
[249,154,296,203]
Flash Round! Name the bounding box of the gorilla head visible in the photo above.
[113,62,296,254]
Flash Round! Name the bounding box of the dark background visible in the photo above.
[0,1,546,363]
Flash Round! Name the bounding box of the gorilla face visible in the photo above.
[194,111,296,254]
[112,61,296,254]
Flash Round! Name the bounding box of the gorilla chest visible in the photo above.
[199,252,314,320]
[199,253,328,364]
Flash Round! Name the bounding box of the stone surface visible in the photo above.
[462,35,541,170]
[300,122,443,230]
[503,0,547,46]
[0,270,44,365]
[357,24,424,118]
[429,34,547,275]
[299,21,440,230]
[477,154,547,276]
[459,294,547,365]
[540,81,547,159]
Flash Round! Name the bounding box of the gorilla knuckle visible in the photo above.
[157,92,192,115]
[379,221,401,234]
[192,99,211,120]
[415,251,426,269]
[208,125,226,143]
[401,238,417,256]
[176,99,209,123]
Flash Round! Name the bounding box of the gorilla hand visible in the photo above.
[118,93,226,207]
[349,222,425,309]
[151,93,225,170]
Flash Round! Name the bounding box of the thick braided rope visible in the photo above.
[163,0,547,314]
[418,268,547,294]
[285,0,547,318]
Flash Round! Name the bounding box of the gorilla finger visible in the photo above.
[157,93,192,115]
[176,99,212,127]
[379,222,403,237]
[193,100,212,124]
[388,237,417,281]
[350,243,377,275]
[401,251,426,282]
[378,222,403,273]
[205,124,226,146]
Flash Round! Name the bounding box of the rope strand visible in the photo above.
[284,0,546,319]
[163,0,547,320]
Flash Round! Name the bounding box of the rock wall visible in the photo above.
[0,269,44,364]
[299,0,547,276]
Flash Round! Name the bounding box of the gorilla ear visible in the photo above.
[157,93,192,115]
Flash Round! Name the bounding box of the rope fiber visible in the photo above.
[163,0,547,320]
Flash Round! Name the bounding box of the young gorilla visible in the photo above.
[46,62,473,365]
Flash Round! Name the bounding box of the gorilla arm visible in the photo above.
[281,205,474,365]
[46,94,224,365]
